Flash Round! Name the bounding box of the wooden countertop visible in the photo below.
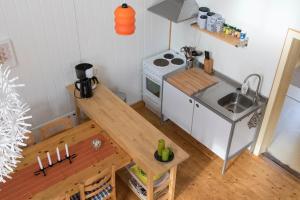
[166,68,218,96]
[67,84,189,175]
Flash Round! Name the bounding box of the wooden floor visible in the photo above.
[116,103,300,200]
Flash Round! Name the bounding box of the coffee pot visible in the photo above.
[74,63,99,98]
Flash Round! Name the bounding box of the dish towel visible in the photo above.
[248,112,261,129]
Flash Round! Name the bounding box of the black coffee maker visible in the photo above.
[74,63,99,98]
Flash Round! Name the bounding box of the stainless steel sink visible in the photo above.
[218,92,253,113]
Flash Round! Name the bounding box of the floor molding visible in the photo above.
[263,152,300,180]
[130,101,145,110]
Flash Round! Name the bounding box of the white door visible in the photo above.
[162,81,194,133]
[267,84,300,173]
[192,102,232,160]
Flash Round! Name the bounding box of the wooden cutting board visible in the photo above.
[166,68,218,96]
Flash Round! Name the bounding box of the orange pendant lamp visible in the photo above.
[114,3,136,35]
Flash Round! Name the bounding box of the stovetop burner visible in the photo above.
[163,53,174,59]
[171,58,184,65]
[153,58,169,67]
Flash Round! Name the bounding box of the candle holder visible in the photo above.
[34,154,77,176]
[91,139,102,151]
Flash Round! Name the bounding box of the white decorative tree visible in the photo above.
[0,65,32,183]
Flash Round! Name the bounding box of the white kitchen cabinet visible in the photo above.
[191,102,232,159]
[162,81,194,133]
[162,80,262,174]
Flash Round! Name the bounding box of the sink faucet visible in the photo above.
[242,74,262,104]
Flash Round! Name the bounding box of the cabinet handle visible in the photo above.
[189,99,193,103]
[196,104,199,108]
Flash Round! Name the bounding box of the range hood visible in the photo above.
[148,0,199,23]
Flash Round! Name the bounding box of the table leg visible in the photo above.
[168,166,177,200]
[147,171,154,200]
[74,100,81,123]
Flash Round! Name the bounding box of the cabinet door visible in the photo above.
[192,102,232,160]
[162,81,194,133]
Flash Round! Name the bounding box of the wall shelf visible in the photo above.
[191,23,248,48]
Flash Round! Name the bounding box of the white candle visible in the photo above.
[65,143,69,157]
[37,156,43,170]
[47,152,52,166]
[56,147,61,161]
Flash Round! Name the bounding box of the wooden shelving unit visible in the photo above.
[191,23,248,48]
[117,167,169,200]
[118,169,147,200]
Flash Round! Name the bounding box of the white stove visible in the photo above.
[143,50,186,78]
[142,50,186,116]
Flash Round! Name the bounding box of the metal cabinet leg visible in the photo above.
[222,159,228,175]
[222,123,236,175]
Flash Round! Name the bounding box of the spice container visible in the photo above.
[240,31,247,41]
[228,26,234,35]
[224,25,232,35]
[223,23,228,33]
[206,12,215,32]
[231,27,236,36]
[216,18,225,32]
[207,12,222,32]
[197,15,208,29]
[234,29,241,38]
[198,7,210,16]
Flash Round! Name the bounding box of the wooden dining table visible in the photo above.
[0,120,131,200]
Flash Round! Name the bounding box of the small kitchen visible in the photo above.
[0,0,300,200]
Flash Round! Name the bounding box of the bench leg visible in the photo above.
[168,166,177,200]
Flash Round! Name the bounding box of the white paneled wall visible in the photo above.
[0,0,81,128]
[0,0,169,128]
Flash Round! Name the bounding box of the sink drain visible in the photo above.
[228,109,234,113]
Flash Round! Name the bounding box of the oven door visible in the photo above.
[143,73,162,102]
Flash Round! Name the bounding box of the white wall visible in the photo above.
[0,0,169,128]
[171,0,300,97]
